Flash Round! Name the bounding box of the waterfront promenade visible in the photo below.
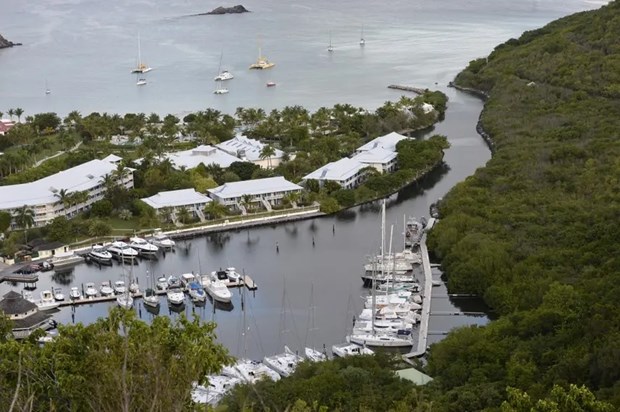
[405,231,432,359]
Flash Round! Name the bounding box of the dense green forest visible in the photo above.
[424,1,620,410]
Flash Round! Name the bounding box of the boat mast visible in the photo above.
[137,33,142,67]
[387,224,394,296]
[403,214,406,251]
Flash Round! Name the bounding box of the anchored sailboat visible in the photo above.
[214,51,234,81]
[249,45,275,69]
[327,31,334,52]
[214,51,229,94]
[360,25,365,46]
[131,34,152,74]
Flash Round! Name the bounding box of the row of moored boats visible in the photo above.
[87,231,176,264]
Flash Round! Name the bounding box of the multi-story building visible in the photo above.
[208,176,302,210]
[216,134,285,169]
[0,155,134,228]
[141,188,212,220]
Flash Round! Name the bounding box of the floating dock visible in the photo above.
[387,85,428,94]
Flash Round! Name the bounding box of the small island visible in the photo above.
[0,34,21,49]
[199,5,250,15]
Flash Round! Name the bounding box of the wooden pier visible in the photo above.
[0,273,39,283]
[387,84,428,94]
[56,274,257,308]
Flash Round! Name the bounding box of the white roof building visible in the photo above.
[141,189,212,210]
[208,176,302,210]
[302,157,367,190]
[0,156,134,227]
[216,135,285,169]
[352,147,398,173]
[163,145,241,170]
[355,131,410,154]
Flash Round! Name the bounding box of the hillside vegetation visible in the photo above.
[426,1,620,410]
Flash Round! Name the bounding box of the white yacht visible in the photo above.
[88,244,112,264]
[223,359,280,384]
[150,230,175,249]
[129,236,158,256]
[166,288,185,306]
[116,293,134,309]
[347,332,413,348]
[304,347,327,362]
[100,281,114,296]
[167,275,182,289]
[113,280,127,294]
[53,288,65,301]
[202,273,232,303]
[331,342,374,357]
[188,282,207,303]
[156,276,168,291]
[36,290,60,311]
[214,70,234,81]
[107,241,139,262]
[69,287,82,300]
[191,375,241,406]
[85,282,98,298]
[213,87,229,95]
[225,267,241,282]
[136,77,147,86]
[263,346,304,378]
[180,273,196,289]
[48,251,83,270]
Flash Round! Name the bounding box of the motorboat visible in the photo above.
[180,273,196,289]
[107,241,138,262]
[143,288,160,308]
[53,288,65,301]
[223,359,280,384]
[202,274,232,303]
[150,230,175,249]
[404,217,425,248]
[88,244,112,264]
[136,78,147,86]
[225,267,241,282]
[266,81,276,87]
[214,70,234,81]
[188,282,207,303]
[48,251,83,270]
[331,342,374,357]
[36,290,60,311]
[191,375,241,406]
[129,236,158,256]
[129,282,139,294]
[69,287,82,300]
[85,282,98,298]
[167,275,182,289]
[214,87,229,95]
[263,346,304,378]
[166,288,185,306]
[113,280,127,294]
[156,276,168,290]
[304,347,327,362]
[117,293,134,309]
[100,281,114,296]
[432,279,443,287]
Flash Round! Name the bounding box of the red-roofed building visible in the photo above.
[0,120,15,135]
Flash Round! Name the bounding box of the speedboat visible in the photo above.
[167,275,182,289]
[214,70,234,81]
[191,375,241,406]
[180,273,196,289]
[223,359,280,384]
[113,280,127,294]
[48,251,83,270]
[53,288,65,301]
[143,288,160,308]
[266,81,276,87]
[117,293,134,309]
[225,267,241,282]
[129,236,158,256]
[150,230,175,249]
[263,346,304,378]
[214,88,229,95]
[202,274,232,303]
[137,78,147,86]
[166,288,185,306]
[331,342,374,358]
[304,347,327,362]
[156,276,168,291]
[88,244,112,264]
[188,282,207,303]
[100,281,114,296]
[85,282,98,298]
[69,287,82,300]
[36,290,60,311]
[107,241,138,262]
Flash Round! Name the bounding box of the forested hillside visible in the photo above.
[426,0,620,410]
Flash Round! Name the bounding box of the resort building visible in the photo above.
[0,119,15,135]
[355,131,410,155]
[216,134,285,169]
[0,156,134,228]
[0,291,53,339]
[208,176,303,211]
[141,188,212,221]
[156,145,241,170]
[351,147,398,173]
[302,157,368,190]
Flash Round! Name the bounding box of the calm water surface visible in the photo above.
[0,0,607,358]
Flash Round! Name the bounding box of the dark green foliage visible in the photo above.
[427,2,620,409]
[0,211,10,233]
[89,199,113,217]
[228,161,259,181]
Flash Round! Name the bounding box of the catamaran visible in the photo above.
[249,46,275,69]
[131,34,152,74]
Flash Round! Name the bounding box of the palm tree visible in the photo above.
[259,144,276,169]
[176,207,191,225]
[0,111,3,120]
[14,108,24,123]
[204,202,228,220]
[100,173,117,194]
[7,109,15,122]
[159,207,174,224]
[241,194,253,213]
[14,205,35,242]
[54,188,72,210]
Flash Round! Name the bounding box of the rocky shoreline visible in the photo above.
[0,34,21,49]
[448,81,495,153]
[198,5,250,15]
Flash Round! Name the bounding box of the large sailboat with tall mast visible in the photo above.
[249,45,275,69]
[131,34,152,74]
[214,51,234,81]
